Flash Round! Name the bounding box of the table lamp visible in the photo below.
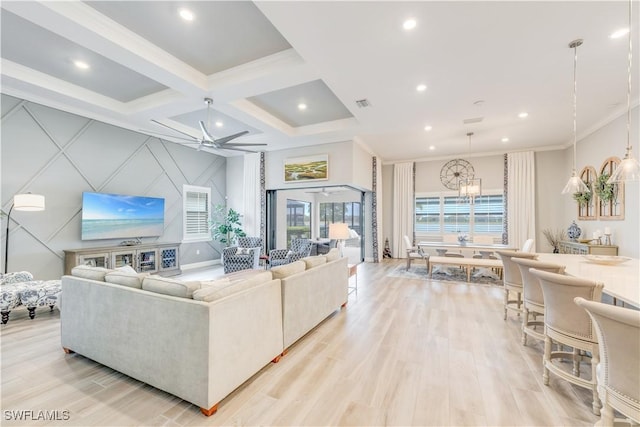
[4,193,45,273]
[328,222,350,257]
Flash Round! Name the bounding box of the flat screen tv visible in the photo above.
[81,192,165,241]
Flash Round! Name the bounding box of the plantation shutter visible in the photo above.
[183,185,211,241]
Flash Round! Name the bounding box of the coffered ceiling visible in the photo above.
[1,1,638,161]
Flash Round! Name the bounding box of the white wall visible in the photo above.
[415,154,504,193]
[535,149,570,252]
[1,94,228,278]
[569,106,640,258]
[265,140,373,191]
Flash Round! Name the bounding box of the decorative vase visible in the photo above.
[567,221,581,241]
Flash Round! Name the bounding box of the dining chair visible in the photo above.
[530,269,604,416]
[512,258,565,346]
[403,235,429,270]
[574,298,640,426]
[495,250,538,320]
[521,238,535,253]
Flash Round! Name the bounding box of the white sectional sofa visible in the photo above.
[60,249,350,416]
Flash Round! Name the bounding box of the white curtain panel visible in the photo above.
[392,162,414,258]
[507,151,536,251]
[243,153,261,237]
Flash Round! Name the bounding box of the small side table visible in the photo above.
[259,255,269,270]
[348,263,358,295]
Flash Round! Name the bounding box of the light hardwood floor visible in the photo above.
[1,259,600,426]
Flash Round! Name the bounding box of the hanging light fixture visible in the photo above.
[608,0,640,183]
[459,132,482,202]
[562,39,590,195]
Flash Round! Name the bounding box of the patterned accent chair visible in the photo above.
[269,238,313,267]
[222,237,262,274]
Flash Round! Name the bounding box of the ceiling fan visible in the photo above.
[146,98,266,153]
[304,187,342,196]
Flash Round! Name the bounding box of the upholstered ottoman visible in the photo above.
[18,280,62,320]
[0,271,35,324]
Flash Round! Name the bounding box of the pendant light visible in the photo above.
[562,39,590,195]
[608,0,640,183]
[459,132,482,202]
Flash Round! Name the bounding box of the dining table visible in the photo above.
[418,241,518,257]
[536,253,639,308]
[418,241,518,278]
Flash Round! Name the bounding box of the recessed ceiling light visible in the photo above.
[403,19,417,30]
[73,60,89,70]
[215,121,223,128]
[416,84,427,92]
[429,145,436,151]
[298,103,307,111]
[501,137,509,143]
[610,28,629,39]
[179,8,194,21]
[518,112,529,118]
[424,125,432,131]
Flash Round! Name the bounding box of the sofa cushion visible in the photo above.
[71,265,113,281]
[222,269,273,284]
[192,274,268,302]
[104,271,149,289]
[141,276,200,298]
[325,248,340,262]
[302,255,327,269]
[270,260,305,279]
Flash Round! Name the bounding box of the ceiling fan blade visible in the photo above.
[214,130,250,145]
[198,120,215,142]
[151,120,199,140]
[219,146,258,153]
[222,142,268,147]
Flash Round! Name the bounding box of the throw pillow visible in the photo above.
[286,250,294,258]
[270,260,305,279]
[142,276,201,298]
[301,255,327,269]
[71,265,113,281]
[325,248,340,262]
[236,247,251,255]
[115,265,137,275]
[105,271,149,289]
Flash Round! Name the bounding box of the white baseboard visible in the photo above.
[181,259,221,271]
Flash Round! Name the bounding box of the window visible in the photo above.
[415,192,504,238]
[286,199,311,245]
[319,202,362,237]
[183,185,211,242]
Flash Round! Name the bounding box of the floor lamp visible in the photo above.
[328,223,350,257]
[4,193,45,274]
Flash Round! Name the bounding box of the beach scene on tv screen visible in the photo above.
[81,193,165,240]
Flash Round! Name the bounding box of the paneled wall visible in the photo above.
[1,94,227,279]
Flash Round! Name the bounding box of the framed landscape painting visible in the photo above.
[284,154,328,182]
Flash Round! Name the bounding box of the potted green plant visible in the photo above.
[595,173,615,203]
[210,204,246,246]
[572,184,592,207]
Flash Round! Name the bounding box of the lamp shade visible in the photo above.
[607,155,640,183]
[459,178,481,197]
[13,194,45,211]
[328,222,350,240]
[562,173,591,194]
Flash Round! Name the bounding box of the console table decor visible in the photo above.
[558,241,618,256]
[64,242,181,276]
